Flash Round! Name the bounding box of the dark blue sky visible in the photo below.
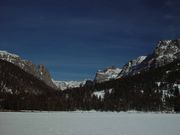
[0,0,179,80]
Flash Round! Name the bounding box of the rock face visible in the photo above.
[119,39,180,77]
[154,39,180,66]
[53,80,86,90]
[37,64,55,88]
[94,66,122,83]
[118,56,147,77]
[0,59,56,95]
[0,51,56,88]
[136,39,180,72]
[95,56,147,83]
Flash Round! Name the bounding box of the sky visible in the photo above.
[0,0,180,81]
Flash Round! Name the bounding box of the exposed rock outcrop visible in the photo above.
[0,51,56,88]
[94,66,122,83]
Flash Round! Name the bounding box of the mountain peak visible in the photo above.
[118,55,147,77]
[0,50,19,58]
[52,80,87,90]
[95,67,122,83]
[154,39,180,67]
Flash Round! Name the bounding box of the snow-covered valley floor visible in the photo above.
[0,111,180,135]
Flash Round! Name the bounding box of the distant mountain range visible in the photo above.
[52,80,87,90]
[0,39,180,112]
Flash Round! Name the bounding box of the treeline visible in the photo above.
[0,59,180,112]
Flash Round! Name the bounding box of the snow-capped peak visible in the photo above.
[118,56,147,77]
[52,80,87,90]
[0,50,26,68]
[0,50,22,64]
[134,56,147,64]
[0,50,19,58]
[154,39,180,67]
[95,66,122,83]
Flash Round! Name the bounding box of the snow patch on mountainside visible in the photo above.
[92,89,113,99]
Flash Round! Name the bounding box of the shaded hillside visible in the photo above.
[0,59,62,110]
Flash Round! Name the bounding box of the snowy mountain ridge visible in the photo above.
[0,50,19,58]
[52,80,87,90]
[134,39,180,73]
[0,50,87,91]
[154,39,180,66]
[94,66,122,83]
[118,56,147,77]
[95,39,180,83]
[94,56,147,83]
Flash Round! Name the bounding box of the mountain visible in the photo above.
[137,39,180,71]
[0,59,61,110]
[0,51,56,88]
[155,39,180,65]
[92,59,180,112]
[0,59,56,95]
[118,56,147,77]
[95,39,180,82]
[94,66,122,83]
[53,80,87,90]
[0,50,89,91]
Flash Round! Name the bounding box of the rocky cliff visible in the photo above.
[0,51,56,88]
[94,66,122,83]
